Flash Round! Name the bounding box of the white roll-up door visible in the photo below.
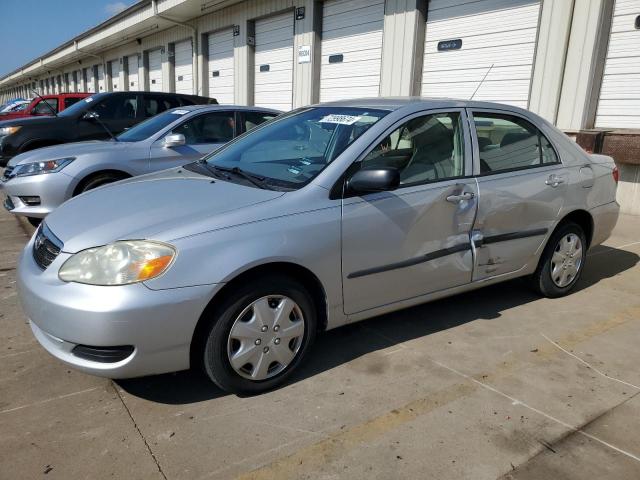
[174,39,193,94]
[319,0,385,103]
[422,0,541,108]
[148,49,163,92]
[254,12,294,110]
[595,0,640,128]
[110,60,121,91]
[84,68,94,93]
[97,64,106,92]
[127,55,139,90]
[208,28,235,104]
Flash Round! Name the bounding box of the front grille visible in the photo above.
[32,224,62,270]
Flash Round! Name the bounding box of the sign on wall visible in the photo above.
[298,45,311,64]
[437,39,462,51]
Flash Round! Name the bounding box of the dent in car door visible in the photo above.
[470,110,568,281]
[341,109,477,314]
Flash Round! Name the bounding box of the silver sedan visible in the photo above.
[1,105,279,224]
[17,98,620,394]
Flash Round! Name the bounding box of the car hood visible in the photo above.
[7,140,116,165]
[7,140,125,166]
[44,167,285,253]
[0,115,63,127]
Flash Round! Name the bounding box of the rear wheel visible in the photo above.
[201,275,317,394]
[531,222,586,298]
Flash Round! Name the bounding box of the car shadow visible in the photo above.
[116,246,639,404]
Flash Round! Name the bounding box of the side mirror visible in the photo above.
[348,167,400,194]
[82,111,99,121]
[163,133,186,148]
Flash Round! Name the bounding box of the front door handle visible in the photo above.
[446,192,475,203]
[545,175,565,187]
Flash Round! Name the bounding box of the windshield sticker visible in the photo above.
[171,109,189,115]
[319,114,362,125]
[84,97,93,103]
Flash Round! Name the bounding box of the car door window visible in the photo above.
[243,111,277,132]
[93,95,138,119]
[143,95,180,117]
[172,111,235,144]
[360,112,465,185]
[473,113,559,174]
[32,99,58,115]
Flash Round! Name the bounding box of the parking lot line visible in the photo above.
[541,333,640,391]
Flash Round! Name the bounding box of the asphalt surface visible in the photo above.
[1,200,639,479]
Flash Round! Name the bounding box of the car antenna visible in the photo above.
[30,89,58,117]
[470,64,494,101]
[88,111,119,142]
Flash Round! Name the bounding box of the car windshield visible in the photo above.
[58,95,99,117]
[116,110,184,142]
[203,107,388,189]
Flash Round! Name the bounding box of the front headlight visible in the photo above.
[0,126,21,136]
[58,240,176,286]
[13,157,75,177]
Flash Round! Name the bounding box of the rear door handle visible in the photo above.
[545,175,565,187]
[446,192,475,203]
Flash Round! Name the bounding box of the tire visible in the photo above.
[27,217,42,227]
[531,222,587,298]
[78,173,126,194]
[202,275,317,394]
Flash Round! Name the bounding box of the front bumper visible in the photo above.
[0,171,76,218]
[17,234,220,378]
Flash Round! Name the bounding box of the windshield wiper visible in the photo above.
[214,165,272,190]
[199,162,232,181]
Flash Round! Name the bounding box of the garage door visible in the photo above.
[595,0,640,128]
[148,49,163,92]
[174,39,193,94]
[110,60,121,91]
[97,64,106,92]
[422,0,541,108]
[319,0,385,102]
[84,68,94,93]
[208,28,235,104]
[254,12,294,110]
[127,55,139,90]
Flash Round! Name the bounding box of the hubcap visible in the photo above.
[550,233,583,288]
[227,295,305,381]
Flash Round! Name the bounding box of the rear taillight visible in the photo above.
[612,166,619,184]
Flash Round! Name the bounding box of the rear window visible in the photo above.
[64,97,83,109]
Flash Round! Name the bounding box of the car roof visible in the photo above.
[317,97,533,115]
[176,104,281,114]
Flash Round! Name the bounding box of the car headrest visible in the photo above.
[501,132,533,148]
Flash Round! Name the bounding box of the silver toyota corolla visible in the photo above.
[17,98,620,394]
[0,105,279,224]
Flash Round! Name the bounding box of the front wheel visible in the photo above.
[531,222,587,298]
[78,173,127,194]
[202,275,317,394]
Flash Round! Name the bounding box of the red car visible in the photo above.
[0,93,91,120]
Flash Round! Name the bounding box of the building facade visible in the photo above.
[1,0,639,212]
